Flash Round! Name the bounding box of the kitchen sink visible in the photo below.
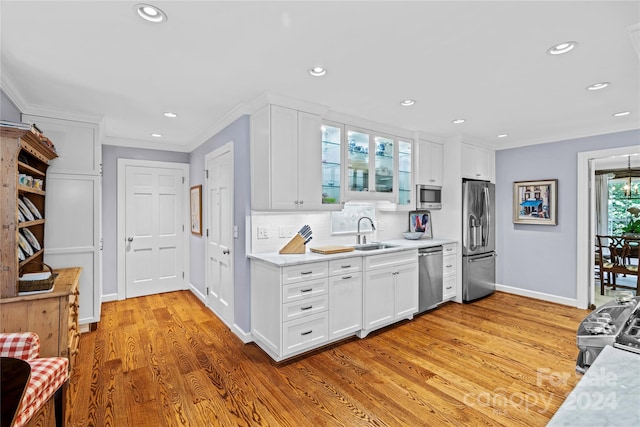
[353,243,398,251]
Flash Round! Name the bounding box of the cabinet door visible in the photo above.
[22,115,101,175]
[329,272,362,339]
[297,111,323,210]
[346,129,370,194]
[418,140,443,186]
[363,268,394,330]
[374,135,394,194]
[270,105,298,210]
[461,144,477,179]
[321,122,343,208]
[461,143,494,181]
[397,139,413,208]
[394,262,418,318]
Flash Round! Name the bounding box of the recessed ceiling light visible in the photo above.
[135,4,167,23]
[400,100,416,107]
[151,133,163,138]
[452,119,465,124]
[546,41,578,55]
[613,111,631,117]
[497,134,508,138]
[308,66,327,77]
[163,112,178,118]
[587,82,610,91]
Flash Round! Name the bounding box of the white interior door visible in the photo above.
[206,143,234,327]
[124,164,186,298]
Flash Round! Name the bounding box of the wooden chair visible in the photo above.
[595,235,639,295]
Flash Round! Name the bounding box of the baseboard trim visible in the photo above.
[189,283,206,304]
[496,283,577,307]
[233,324,253,343]
[101,293,118,303]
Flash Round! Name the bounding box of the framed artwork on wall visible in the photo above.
[190,185,202,235]
[513,179,558,225]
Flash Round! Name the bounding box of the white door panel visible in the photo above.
[206,144,234,327]
[125,165,185,298]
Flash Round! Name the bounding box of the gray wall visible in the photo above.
[495,129,640,299]
[189,116,251,333]
[1,89,21,121]
[101,145,189,296]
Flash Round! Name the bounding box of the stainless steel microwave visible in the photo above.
[417,184,442,209]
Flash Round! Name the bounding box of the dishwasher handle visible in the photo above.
[419,246,443,256]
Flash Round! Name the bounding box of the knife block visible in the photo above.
[279,234,306,254]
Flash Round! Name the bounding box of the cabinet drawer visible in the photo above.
[282,262,328,285]
[364,250,417,271]
[283,278,328,304]
[443,243,457,255]
[328,257,362,275]
[443,274,456,300]
[283,294,328,322]
[282,312,328,356]
[443,254,456,275]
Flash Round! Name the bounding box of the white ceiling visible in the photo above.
[1,1,639,152]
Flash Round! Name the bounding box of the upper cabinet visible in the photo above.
[22,115,101,175]
[417,140,443,186]
[461,142,495,182]
[344,127,412,204]
[251,104,339,211]
[321,122,343,207]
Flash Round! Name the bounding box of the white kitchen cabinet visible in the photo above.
[461,143,494,182]
[328,257,362,339]
[251,104,335,211]
[417,139,443,186]
[397,139,414,209]
[320,121,344,207]
[442,243,457,301]
[360,250,418,337]
[22,115,103,326]
[251,259,331,361]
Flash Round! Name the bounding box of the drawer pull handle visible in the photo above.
[300,271,313,275]
[446,264,453,268]
[446,248,453,252]
[301,330,313,336]
[300,288,312,293]
[446,286,453,290]
[301,305,313,311]
[342,275,352,280]
[341,265,351,268]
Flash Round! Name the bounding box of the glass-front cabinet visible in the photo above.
[344,127,412,204]
[398,140,412,207]
[321,122,343,207]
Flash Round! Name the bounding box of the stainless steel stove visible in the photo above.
[576,293,640,373]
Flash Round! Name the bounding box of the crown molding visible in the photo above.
[103,135,191,153]
[184,102,250,152]
[0,65,29,114]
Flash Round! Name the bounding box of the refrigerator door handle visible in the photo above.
[482,186,490,247]
[468,253,497,262]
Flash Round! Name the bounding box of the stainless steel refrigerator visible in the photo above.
[462,179,496,302]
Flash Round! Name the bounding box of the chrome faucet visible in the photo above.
[356,216,376,245]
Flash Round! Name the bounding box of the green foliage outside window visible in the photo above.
[608,177,640,235]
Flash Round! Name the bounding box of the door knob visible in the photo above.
[127,237,134,242]
[222,248,230,255]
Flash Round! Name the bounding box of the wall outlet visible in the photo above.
[257,226,269,239]
[279,226,296,238]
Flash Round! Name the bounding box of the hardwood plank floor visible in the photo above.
[67,291,589,426]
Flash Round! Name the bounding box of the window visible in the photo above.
[608,176,640,235]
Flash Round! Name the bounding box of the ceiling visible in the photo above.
[1,1,639,153]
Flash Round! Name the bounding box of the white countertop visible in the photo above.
[547,345,640,426]
[248,238,457,266]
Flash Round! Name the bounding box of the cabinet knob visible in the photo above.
[127,237,134,242]
[294,200,299,205]
[299,200,304,205]
[222,248,230,255]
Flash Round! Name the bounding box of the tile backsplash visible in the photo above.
[250,207,410,254]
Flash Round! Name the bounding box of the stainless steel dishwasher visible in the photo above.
[418,246,443,313]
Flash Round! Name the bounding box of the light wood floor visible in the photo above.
[67,291,589,426]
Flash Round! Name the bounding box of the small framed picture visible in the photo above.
[409,210,433,239]
[513,179,558,225]
[190,185,202,235]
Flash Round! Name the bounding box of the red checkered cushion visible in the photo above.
[0,332,40,360]
[13,357,69,427]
